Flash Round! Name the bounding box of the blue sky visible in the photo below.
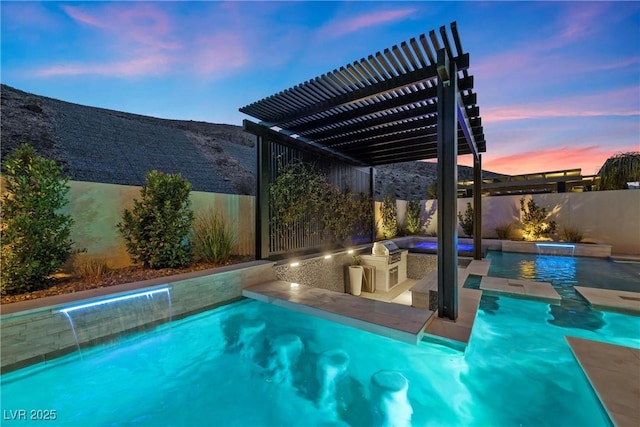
[2,1,639,175]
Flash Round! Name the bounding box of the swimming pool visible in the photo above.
[482,251,640,331]
[2,292,638,426]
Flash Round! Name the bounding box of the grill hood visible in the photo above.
[372,240,401,256]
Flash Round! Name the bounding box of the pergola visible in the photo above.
[240,22,487,320]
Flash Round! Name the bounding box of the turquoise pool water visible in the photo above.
[483,251,640,331]
[486,251,640,293]
[2,290,639,426]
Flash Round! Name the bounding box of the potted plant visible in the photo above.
[349,254,364,296]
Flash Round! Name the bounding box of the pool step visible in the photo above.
[574,286,640,315]
[480,277,561,304]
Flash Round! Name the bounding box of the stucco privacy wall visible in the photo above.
[381,190,640,255]
[0,178,255,268]
[0,261,275,373]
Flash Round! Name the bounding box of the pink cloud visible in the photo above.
[481,86,640,123]
[464,145,637,176]
[318,8,417,39]
[549,2,608,48]
[474,3,637,84]
[34,55,171,78]
[192,32,250,76]
[62,4,180,51]
[36,3,255,79]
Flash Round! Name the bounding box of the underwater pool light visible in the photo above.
[58,287,171,315]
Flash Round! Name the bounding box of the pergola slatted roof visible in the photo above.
[240,22,488,320]
[240,22,486,166]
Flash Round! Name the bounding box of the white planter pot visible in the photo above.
[349,266,363,296]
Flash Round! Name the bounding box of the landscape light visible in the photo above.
[290,262,300,267]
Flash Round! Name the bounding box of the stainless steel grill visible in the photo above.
[372,241,402,264]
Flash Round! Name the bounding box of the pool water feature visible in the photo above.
[58,287,173,355]
[2,295,638,426]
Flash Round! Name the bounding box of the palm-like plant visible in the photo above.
[597,152,640,190]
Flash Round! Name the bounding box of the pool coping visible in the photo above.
[574,286,640,315]
[243,280,434,345]
[566,336,640,427]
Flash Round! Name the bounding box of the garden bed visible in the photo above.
[0,255,254,305]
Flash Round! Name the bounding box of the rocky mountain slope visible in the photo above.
[1,84,503,199]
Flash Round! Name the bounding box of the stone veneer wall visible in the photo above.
[273,250,448,289]
[407,253,438,279]
[0,261,275,373]
[274,252,354,293]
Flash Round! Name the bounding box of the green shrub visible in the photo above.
[74,256,110,283]
[1,143,76,295]
[117,170,195,269]
[380,195,398,239]
[495,222,515,240]
[192,208,237,264]
[457,202,474,237]
[519,197,556,241]
[406,200,422,235]
[560,226,584,243]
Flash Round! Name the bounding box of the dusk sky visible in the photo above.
[2,1,638,175]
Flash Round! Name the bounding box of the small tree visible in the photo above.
[519,197,556,241]
[380,194,397,238]
[1,144,76,295]
[457,202,474,237]
[117,170,195,269]
[597,152,640,190]
[406,200,422,235]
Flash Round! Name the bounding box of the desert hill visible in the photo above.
[0,84,503,200]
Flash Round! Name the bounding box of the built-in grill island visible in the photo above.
[360,241,408,292]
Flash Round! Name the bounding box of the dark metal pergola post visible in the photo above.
[436,48,458,321]
[370,167,377,242]
[255,133,270,260]
[473,154,483,260]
